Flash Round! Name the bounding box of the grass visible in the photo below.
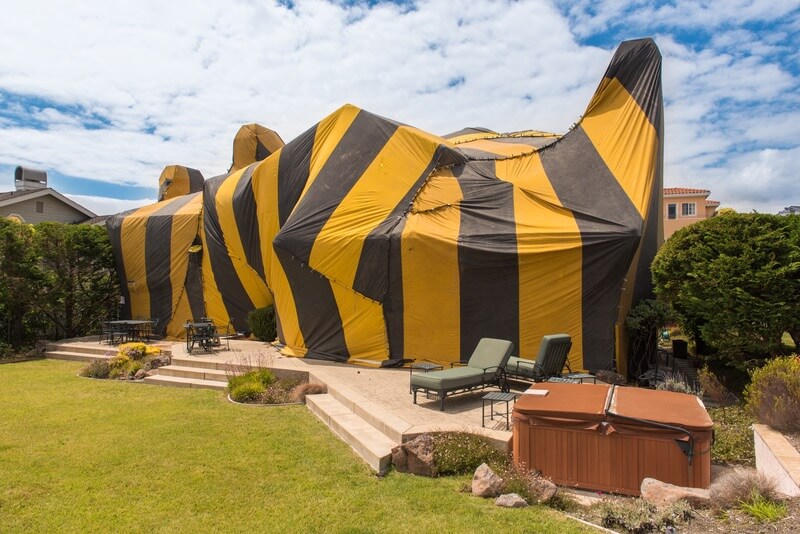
[0,360,591,533]
[708,405,755,466]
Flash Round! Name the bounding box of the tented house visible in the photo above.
[108,38,663,375]
[158,165,204,202]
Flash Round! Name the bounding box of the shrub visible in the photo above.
[228,369,276,393]
[247,306,277,342]
[118,342,147,361]
[697,366,736,406]
[230,381,266,403]
[739,492,787,522]
[708,405,755,466]
[594,499,691,533]
[430,432,509,476]
[290,382,328,403]
[655,372,703,396]
[79,359,110,379]
[108,354,131,379]
[709,467,782,510]
[744,355,800,432]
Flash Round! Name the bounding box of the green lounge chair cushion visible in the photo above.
[410,367,486,391]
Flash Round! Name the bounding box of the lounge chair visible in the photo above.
[410,338,514,411]
[506,334,572,382]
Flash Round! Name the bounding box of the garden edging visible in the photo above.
[753,423,800,497]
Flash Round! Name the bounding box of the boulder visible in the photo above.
[134,369,147,380]
[640,477,710,509]
[391,434,436,477]
[495,493,528,508]
[472,463,504,498]
[529,477,558,503]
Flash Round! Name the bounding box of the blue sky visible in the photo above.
[1,0,798,215]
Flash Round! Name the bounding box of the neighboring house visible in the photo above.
[0,166,96,224]
[663,187,720,239]
[778,206,800,216]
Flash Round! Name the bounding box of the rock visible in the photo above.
[640,477,710,509]
[391,434,436,477]
[495,493,528,508]
[134,369,146,380]
[472,463,504,498]
[529,477,558,503]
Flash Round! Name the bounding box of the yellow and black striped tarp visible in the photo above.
[158,165,204,202]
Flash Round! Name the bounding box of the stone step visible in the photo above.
[170,355,228,370]
[46,343,115,358]
[156,365,229,382]
[323,381,411,444]
[306,393,396,474]
[45,350,106,363]
[142,374,228,391]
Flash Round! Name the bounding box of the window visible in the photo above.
[681,202,696,216]
[667,204,676,219]
[36,201,44,213]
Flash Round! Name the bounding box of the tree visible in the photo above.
[0,219,41,348]
[33,222,119,340]
[652,213,800,369]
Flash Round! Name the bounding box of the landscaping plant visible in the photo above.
[707,405,755,466]
[247,305,277,342]
[744,354,800,432]
[430,432,508,476]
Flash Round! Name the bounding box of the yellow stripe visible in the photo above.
[495,154,585,371]
[308,125,442,288]
[215,169,271,308]
[299,104,361,201]
[446,130,498,144]
[581,77,658,218]
[330,284,389,362]
[166,194,202,337]
[120,201,168,320]
[402,168,462,363]
[456,138,537,157]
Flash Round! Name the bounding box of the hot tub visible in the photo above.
[512,383,713,496]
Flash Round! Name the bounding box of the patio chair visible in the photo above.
[506,334,573,382]
[215,319,244,351]
[410,338,514,411]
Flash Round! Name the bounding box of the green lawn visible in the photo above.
[0,360,590,533]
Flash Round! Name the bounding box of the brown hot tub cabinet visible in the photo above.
[512,383,713,496]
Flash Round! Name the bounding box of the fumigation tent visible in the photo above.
[107,38,663,374]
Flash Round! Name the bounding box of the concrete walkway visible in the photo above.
[179,337,514,445]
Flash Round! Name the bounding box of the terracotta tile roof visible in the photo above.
[664,187,710,196]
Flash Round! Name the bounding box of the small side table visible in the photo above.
[409,361,443,393]
[482,391,517,430]
[564,372,596,384]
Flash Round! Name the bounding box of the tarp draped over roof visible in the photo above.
[158,165,204,202]
[106,38,662,374]
[230,123,285,172]
[106,193,205,338]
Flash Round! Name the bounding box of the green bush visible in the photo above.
[230,381,265,403]
[431,432,509,476]
[594,499,692,533]
[744,355,800,432]
[228,369,276,392]
[108,354,131,379]
[79,359,111,379]
[247,306,277,342]
[739,492,787,522]
[708,405,755,466]
[655,372,703,396]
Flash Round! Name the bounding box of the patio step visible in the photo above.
[306,393,397,474]
[155,365,229,382]
[45,340,173,363]
[142,374,228,391]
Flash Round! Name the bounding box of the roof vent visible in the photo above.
[14,166,47,191]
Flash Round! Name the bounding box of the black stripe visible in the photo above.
[255,139,271,161]
[105,215,131,319]
[277,124,317,227]
[351,144,462,300]
[274,246,349,362]
[232,165,265,279]
[203,175,255,332]
[382,216,406,361]
[273,110,400,264]
[490,136,558,149]
[184,246,205,331]
[145,195,195,329]
[442,127,495,139]
[602,38,663,134]
[456,161,520,362]
[187,167,204,194]
[540,127,643,371]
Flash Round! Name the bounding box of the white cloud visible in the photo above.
[65,194,153,217]
[0,0,797,215]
